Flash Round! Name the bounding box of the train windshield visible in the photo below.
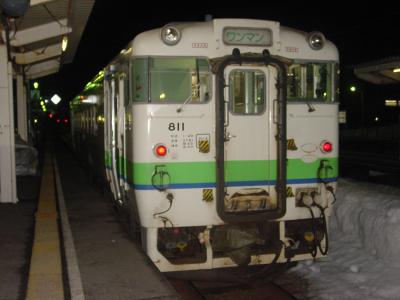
[287,61,338,102]
[130,57,211,103]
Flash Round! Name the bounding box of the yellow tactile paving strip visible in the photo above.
[26,152,64,300]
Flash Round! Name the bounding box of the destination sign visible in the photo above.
[223,27,272,46]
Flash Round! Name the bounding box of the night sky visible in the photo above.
[39,3,400,120]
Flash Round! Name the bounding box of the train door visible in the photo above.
[217,64,285,222]
[104,77,114,195]
[105,70,122,203]
[116,74,127,193]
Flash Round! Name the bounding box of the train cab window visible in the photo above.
[130,58,149,102]
[149,57,210,103]
[229,69,265,114]
[287,62,337,102]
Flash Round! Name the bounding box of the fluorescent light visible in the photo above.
[81,95,98,104]
[385,99,398,107]
[393,68,400,73]
[62,36,68,52]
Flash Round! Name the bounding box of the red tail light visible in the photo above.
[321,141,333,153]
[154,144,167,157]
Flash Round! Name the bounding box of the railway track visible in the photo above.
[341,151,400,174]
[168,267,299,300]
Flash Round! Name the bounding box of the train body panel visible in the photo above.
[70,18,339,272]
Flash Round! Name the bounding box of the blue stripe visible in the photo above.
[131,178,337,190]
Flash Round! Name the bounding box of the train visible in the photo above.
[70,18,339,272]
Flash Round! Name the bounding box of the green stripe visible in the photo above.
[105,151,338,184]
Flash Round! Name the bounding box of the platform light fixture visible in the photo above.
[393,68,400,73]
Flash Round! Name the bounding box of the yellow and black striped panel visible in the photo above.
[198,140,210,153]
[287,138,298,151]
[286,186,295,197]
[202,189,214,202]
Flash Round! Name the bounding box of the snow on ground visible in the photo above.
[288,178,400,300]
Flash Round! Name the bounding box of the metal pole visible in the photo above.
[17,73,28,141]
[0,45,18,203]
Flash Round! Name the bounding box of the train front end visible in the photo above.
[118,19,339,272]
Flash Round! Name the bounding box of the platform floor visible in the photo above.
[55,142,178,299]
[0,141,178,300]
[0,199,35,300]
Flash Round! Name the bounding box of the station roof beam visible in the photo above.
[353,56,400,85]
[1,0,94,77]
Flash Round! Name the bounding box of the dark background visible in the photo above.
[39,3,400,126]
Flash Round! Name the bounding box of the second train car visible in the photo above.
[70,18,339,272]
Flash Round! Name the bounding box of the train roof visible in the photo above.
[121,18,338,62]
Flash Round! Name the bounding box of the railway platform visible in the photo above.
[0,141,178,300]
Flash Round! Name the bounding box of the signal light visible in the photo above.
[64,118,68,124]
[154,144,167,157]
[321,141,333,153]
[49,113,53,118]
[56,119,61,123]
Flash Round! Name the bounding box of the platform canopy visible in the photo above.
[0,0,94,79]
[353,56,400,85]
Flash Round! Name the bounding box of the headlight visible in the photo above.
[160,26,181,46]
[308,31,325,50]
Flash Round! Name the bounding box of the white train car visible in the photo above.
[70,18,339,272]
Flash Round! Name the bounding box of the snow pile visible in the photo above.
[15,134,38,176]
[287,179,400,300]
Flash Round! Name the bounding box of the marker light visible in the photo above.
[321,141,333,153]
[154,144,167,157]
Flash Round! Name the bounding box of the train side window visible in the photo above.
[229,69,265,115]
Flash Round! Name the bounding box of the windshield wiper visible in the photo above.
[176,94,193,113]
[306,100,315,112]
[177,59,201,113]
